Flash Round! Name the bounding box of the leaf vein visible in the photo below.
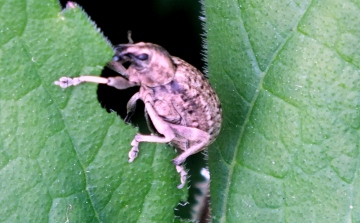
[136,143,157,222]
[86,116,116,168]
[236,0,262,75]
[219,0,314,221]
[30,57,103,222]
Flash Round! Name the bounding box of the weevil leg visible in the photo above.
[131,102,210,189]
[54,75,137,89]
[176,164,187,189]
[106,60,128,77]
[54,76,106,88]
[168,124,210,166]
[172,141,208,165]
[124,92,140,124]
[138,102,176,140]
[128,134,175,162]
[128,102,176,162]
[128,139,140,162]
[169,125,210,189]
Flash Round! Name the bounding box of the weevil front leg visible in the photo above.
[106,60,128,77]
[54,74,137,90]
[54,62,137,89]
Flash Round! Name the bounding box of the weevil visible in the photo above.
[54,33,222,189]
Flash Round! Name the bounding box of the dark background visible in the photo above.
[58,0,208,220]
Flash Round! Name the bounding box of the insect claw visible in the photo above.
[175,165,187,189]
[177,182,185,189]
[54,77,78,89]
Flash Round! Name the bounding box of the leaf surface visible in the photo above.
[204,0,360,222]
[0,0,185,222]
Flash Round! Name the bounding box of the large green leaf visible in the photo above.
[204,0,360,222]
[0,0,185,222]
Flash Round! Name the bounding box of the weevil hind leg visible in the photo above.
[176,164,187,189]
[174,143,205,189]
[168,124,210,189]
[169,124,210,166]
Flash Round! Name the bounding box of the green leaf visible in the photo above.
[204,0,360,222]
[0,0,185,222]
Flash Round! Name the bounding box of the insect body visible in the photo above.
[55,37,222,189]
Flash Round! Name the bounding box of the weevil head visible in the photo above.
[113,42,176,87]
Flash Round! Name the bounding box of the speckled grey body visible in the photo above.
[54,40,222,189]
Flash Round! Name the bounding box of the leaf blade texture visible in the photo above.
[0,0,185,222]
[204,0,360,222]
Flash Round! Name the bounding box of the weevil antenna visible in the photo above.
[127,30,134,44]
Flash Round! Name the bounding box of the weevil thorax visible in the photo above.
[114,42,175,87]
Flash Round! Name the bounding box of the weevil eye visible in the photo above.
[136,54,149,61]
